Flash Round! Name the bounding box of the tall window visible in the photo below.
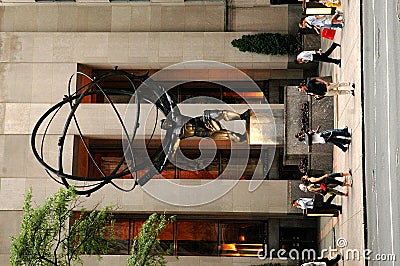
[77,67,270,105]
[73,137,271,180]
[70,213,267,257]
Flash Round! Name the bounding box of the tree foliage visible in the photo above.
[127,213,176,266]
[231,33,301,55]
[10,187,115,266]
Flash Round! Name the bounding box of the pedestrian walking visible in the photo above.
[299,183,348,197]
[295,126,352,152]
[296,42,341,66]
[301,170,353,189]
[298,77,355,99]
[299,14,343,35]
[292,195,342,213]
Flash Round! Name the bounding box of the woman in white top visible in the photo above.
[299,14,343,35]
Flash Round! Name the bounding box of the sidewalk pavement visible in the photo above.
[317,1,365,265]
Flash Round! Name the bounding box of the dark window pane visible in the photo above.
[177,221,218,256]
[279,227,318,255]
[219,222,265,257]
[109,220,130,254]
[157,223,174,254]
[177,148,219,179]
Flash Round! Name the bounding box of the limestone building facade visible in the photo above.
[0,1,320,265]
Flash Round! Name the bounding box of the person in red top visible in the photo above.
[301,170,353,189]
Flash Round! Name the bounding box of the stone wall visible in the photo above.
[0,3,225,32]
[284,85,333,172]
[0,2,290,34]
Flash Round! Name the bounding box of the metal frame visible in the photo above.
[31,68,176,195]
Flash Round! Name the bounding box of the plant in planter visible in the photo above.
[231,33,302,55]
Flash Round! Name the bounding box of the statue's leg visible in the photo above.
[204,110,240,121]
[204,109,252,121]
[211,130,247,142]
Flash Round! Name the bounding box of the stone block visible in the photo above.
[0,6,16,32]
[86,6,112,32]
[235,6,288,32]
[10,33,34,63]
[33,35,54,62]
[107,33,129,63]
[184,5,205,32]
[130,6,151,32]
[149,5,162,31]
[11,63,33,103]
[14,6,38,32]
[57,6,79,32]
[77,8,90,32]
[205,4,225,31]
[32,64,53,103]
[0,34,12,62]
[203,32,225,61]
[0,63,13,102]
[0,178,26,208]
[72,105,106,135]
[53,33,75,62]
[4,103,31,134]
[249,180,288,213]
[158,32,183,59]
[183,33,204,61]
[128,32,149,59]
[232,182,251,209]
[160,6,185,31]
[111,6,131,32]
[51,63,77,103]
[37,6,59,32]
[0,211,22,254]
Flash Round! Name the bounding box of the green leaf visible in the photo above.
[127,213,176,266]
[231,33,301,55]
[10,186,115,266]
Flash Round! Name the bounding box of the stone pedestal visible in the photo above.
[284,85,333,172]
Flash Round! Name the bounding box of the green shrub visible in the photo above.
[232,33,301,55]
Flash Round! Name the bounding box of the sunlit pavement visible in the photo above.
[317,1,364,265]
